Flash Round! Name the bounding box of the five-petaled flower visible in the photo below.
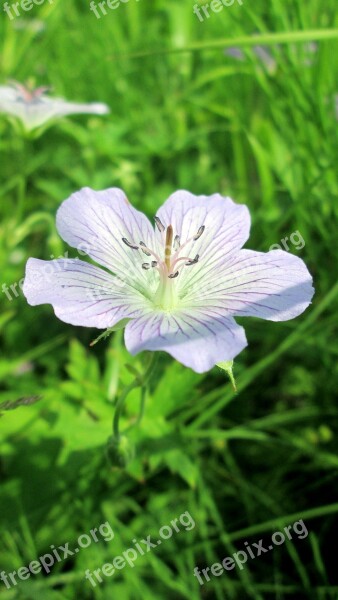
[0,82,109,133]
[23,189,314,373]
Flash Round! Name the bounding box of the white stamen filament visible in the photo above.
[137,243,161,264]
[170,231,202,263]
[170,256,194,269]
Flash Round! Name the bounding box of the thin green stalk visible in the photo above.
[113,353,159,440]
[16,174,27,223]
[15,136,29,223]
[113,380,140,440]
[114,29,338,60]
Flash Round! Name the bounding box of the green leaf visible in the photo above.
[164,449,198,488]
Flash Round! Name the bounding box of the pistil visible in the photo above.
[164,225,173,269]
[154,269,177,310]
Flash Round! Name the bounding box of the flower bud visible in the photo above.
[106,435,135,468]
[217,360,237,391]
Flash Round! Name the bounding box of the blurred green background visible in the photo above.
[0,0,338,598]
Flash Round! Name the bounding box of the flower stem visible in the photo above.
[112,353,159,440]
[16,175,27,223]
[15,137,28,223]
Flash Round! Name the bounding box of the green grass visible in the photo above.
[0,0,338,598]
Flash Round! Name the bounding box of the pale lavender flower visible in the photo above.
[0,82,109,133]
[225,41,317,71]
[225,47,247,62]
[225,45,276,70]
[23,189,314,373]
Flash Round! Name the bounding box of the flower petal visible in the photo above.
[47,98,110,118]
[124,307,247,373]
[23,258,148,328]
[0,85,17,102]
[23,99,109,130]
[187,249,314,321]
[155,190,251,297]
[0,97,47,131]
[56,187,160,296]
[156,190,250,251]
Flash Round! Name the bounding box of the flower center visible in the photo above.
[122,217,205,310]
[11,82,49,104]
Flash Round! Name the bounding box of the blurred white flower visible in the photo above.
[0,81,110,133]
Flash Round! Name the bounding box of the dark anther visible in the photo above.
[122,238,139,250]
[168,271,179,279]
[174,235,180,251]
[142,263,151,270]
[154,216,165,233]
[186,254,199,266]
[151,261,158,267]
[139,241,151,256]
[193,226,205,241]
